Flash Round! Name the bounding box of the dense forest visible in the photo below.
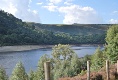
[0,10,110,46]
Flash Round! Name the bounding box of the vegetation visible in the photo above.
[91,47,104,70]
[32,23,109,35]
[0,10,109,46]
[35,54,50,80]
[59,25,118,80]
[10,62,28,80]
[51,44,81,79]
[0,67,8,80]
[32,44,82,80]
[0,44,90,80]
[0,10,44,46]
[0,25,118,80]
[105,25,118,63]
[0,10,118,80]
[28,70,35,80]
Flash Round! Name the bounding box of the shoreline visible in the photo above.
[0,45,54,53]
[0,44,103,53]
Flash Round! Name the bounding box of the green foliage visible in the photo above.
[91,47,104,70]
[32,44,82,80]
[105,25,118,63]
[52,44,74,61]
[79,70,87,76]
[0,10,108,46]
[79,54,91,72]
[33,23,108,35]
[0,67,8,80]
[51,44,81,80]
[70,53,81,75]
[10,62,28,80]
[29,70,36,80]
[35,54,50,80]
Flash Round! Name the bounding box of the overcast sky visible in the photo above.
[0,0,118,24]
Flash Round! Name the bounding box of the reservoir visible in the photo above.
[0,45,102,75]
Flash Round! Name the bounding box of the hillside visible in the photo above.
[29,23,109,35]
[0,10,110,46]
[0,10,51,45]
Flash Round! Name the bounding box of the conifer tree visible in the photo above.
[105,25,118,63]
[0,67,8,80]
[35,54,50,80]
[29,70,36,80]
[91,47,104,70]
[10,62,28,80]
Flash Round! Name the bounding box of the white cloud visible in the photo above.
[0,0,40,23]
[49,0,62,4]
[64,2,72,5]
[66,0,74,2]
[0,1,17,15]
[32,10,38,14]
[109,19,118,24]
[58,5,103,24]
[43,3,58,12]
[36,2,43,5]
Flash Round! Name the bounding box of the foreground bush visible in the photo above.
[0,67,8,80]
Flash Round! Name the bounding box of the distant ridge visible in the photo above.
[29,23,110,35]
[0,10,112,46]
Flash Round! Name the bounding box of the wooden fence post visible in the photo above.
[87,61,90,80]
[106,60,110,80]
[117,60,118,74]
[44,61,50,80]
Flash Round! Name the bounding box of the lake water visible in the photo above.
[0,46,102,76]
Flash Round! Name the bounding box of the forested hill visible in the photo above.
[29,23,109,35]
[0,10,53,46]
[0,10,110,46]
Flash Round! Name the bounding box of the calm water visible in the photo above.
[0,46,101,75]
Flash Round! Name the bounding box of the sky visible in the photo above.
[0,0,118,24]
